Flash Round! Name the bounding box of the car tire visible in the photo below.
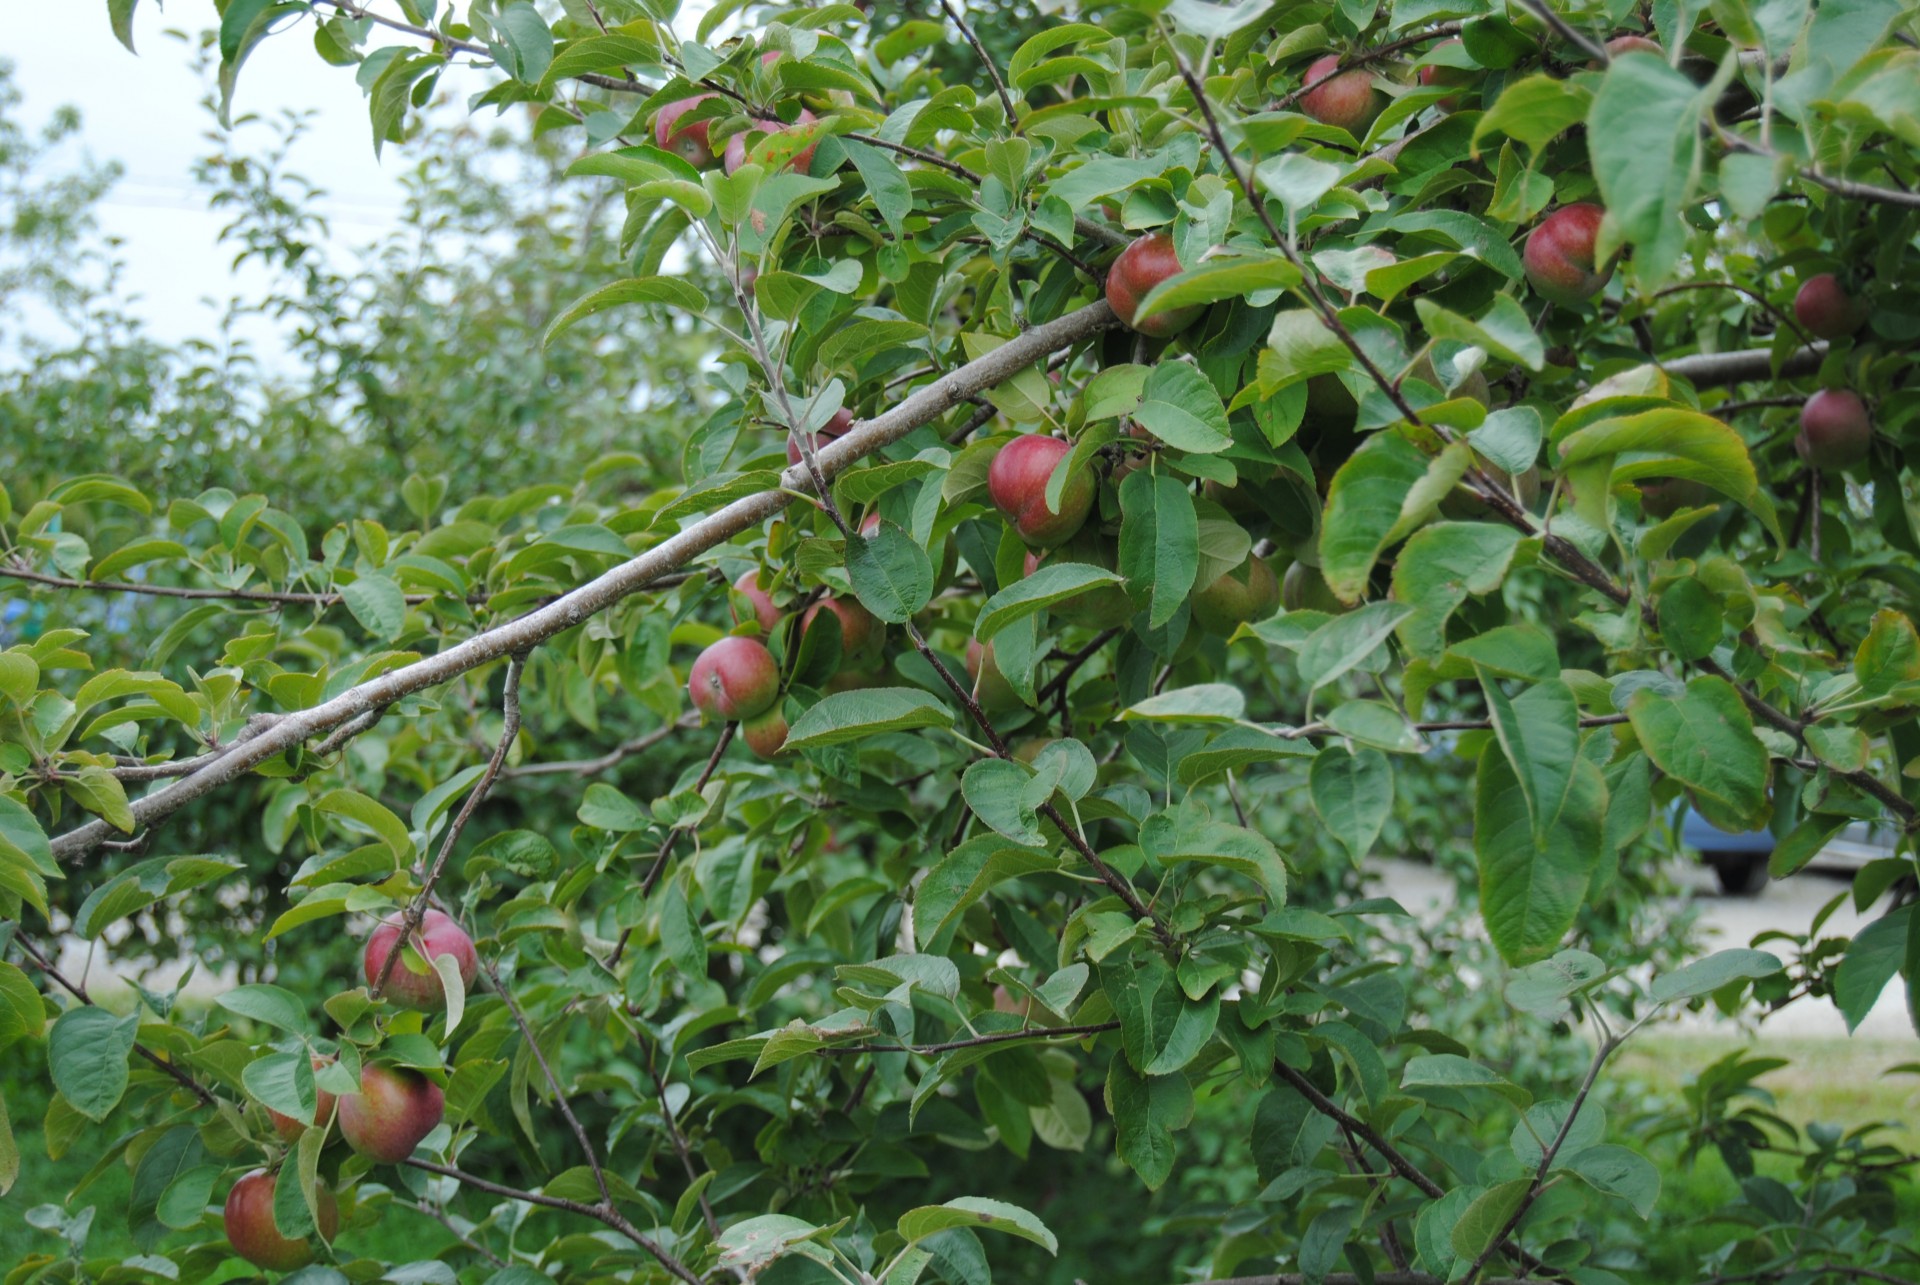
[1707,853,1768,896]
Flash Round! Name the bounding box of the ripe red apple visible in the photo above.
[267,1054,338,1143]
[965,639,1022,714]
[688,636,781,721]
[723,109,819,176]
[988,435,1094,548]
[1023,532,1132,629]
[1637,477,1714,517]
[224,1168,339,1271]
[363,908,478,1012]
[1605,34,1663,57]
[337,1064,445,1165]
[1524,204,1615,306]
[1792,274,1865,340]
[1418,38,1473,111]
[653,95,719,168]
[1105,233,1203,337]
[1796,389,1872,470]
[804,595,883,667]
[741,706,789,759]
[732,571,780,634]
[1191,554,1281,635]
[787,407,854,467]
[1299,54,1383,133]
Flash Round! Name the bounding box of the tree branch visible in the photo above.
[504,715,700,778]
[45,301,1119,865]
[813,1021,1120,1056]
[936,0,1020,129]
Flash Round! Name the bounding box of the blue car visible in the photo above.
[1682,807,1898,895]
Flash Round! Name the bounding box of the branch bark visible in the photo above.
[47,300,1118,864]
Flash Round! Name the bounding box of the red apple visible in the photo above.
[1796,389,1872,470]
[723,109,819,176]
[337,1064,445,1165]
[1191,554,1281,635]
[267,1054,338,1143]
[1605,34,1663,58]
[1418,38,1473,111]
[804,595,882,668]
[363,908,478,1012]
[1793,274,1865,340]
[689,636,780,720]
[224,1168,339,1271]
[965,639,1022,714]
[732,571,780,634]
[741,705,789,759]
[1299,54,1383,132]
[653,95,719,168]
[787,406,854,467]
[988,435,1094,548]
[1524,204,1614,306]
[1105,233,1203,337]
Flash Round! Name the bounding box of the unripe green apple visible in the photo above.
[1299,54,1383,132]
[988,435,1095,548]
[1637,477,1714,517]
[337,1064,445,1165]
[1792,274,1865,340]
[688,636,781,720]
[1023,532,1132,629]
[224,1168,339,1271]
[1524,204,1615,306]
[363,908,478,1012]
[1281,561,1349,613]
[653,95,719,168]
[267,1054,338,1143]
[1192,554,1281,635]
[1796,389,1872,470]
[965,639,1022,714]
[1105,233,1203,337]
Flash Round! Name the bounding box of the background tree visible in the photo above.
[1,1,1918,1282]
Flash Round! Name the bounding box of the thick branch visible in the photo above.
[1659,341,1828,386]
[47,301,1118,865]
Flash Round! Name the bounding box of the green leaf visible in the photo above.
[341,573,407,640]
[1657,578,1724,662]
[1309,746,1393,866]
[1589,53,1704,285]
[62,767,134,837]
[1626,677,1770,832]
[493,1,554,83]
[978,563,1126,641]
[1650,947,1784,1005]
[1103,953,1221,1075]
[1296,602,1412,695]
[1854,609,1920,700]
[109,0,142,52]
[1391,522,1522,659]
[1472,74,1592,152]
[1131,256,1300,330]
[1401,1054,1532,1108]
[1475,744,1607,965]
[915,838,1056,950]
[1139,806,1287,903]
[898,1197,1058,1255]
[1134,360,1232,453]
[1106,1058,1189,1190]
[315,789,413,863]
[842,138,914,239]
[785,688,955,749]
[543,277,707,346]
[0,962,47,1049]
[961,759,1046,847]
[1117,469,1199,629]
[0,654,37,706]
[217,984,312,1034]
[1479,675,1581,845]
[849,520,933,624]
[127,1126,207,1250]
[73,855,243,941]
[1450,1178,1532,1259]
[1121,684,1247,724]
[1415,295,1544,371]
[1557,408,1772,538]
[48,1007,139,1122]
[1566,1143,1661,1218]
[1319,430,1429,601]
[578,783,650,832]
[89,539,189,584]
[243,1050,317,1123]
[1505,949,1606,1017]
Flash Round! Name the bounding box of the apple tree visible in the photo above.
[4,0,1920,1280]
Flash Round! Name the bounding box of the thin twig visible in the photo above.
[647,1045,724,1244]
[1272,25,1463,109]
[0,565,446,606]
[936,0,1020,127]
[505,715,698,778]
[812,1020,1119,1056]
[1516,0,1610,63]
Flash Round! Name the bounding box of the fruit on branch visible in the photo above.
[988,435,1095,547]
[364,908,478,1011]
[1605,34,1664,57]
[741,705,789,759]
[1023,532,1133,629]
[966,639,1022,714]
[337,1064,445,1165]
[1792,274,1865,340]
[1524,203,1616,306]
[267,1054,338,1143]
[1417,39,1473,111]
[1637,477,1714,517]
[1298,54,1384,133]
[805,595,883,668]
[1105,233,1203,337]
[1796,389,1872,470]
[992,984,1034,1017]
[224,1169,339,1271]
[1191,553,1280,635]
[1440,462,1542,519]
[787,407,854,467]
[689,636,782,720]
[1281,561,1348,613]
[723,110,819,176]
[732,571,781,634]
[653,95,719,168]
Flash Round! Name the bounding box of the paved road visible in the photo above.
[1371,856,1915,1041]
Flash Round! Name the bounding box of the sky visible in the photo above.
[6,2,443,347]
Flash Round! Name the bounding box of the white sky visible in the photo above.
[6,2,435,346]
